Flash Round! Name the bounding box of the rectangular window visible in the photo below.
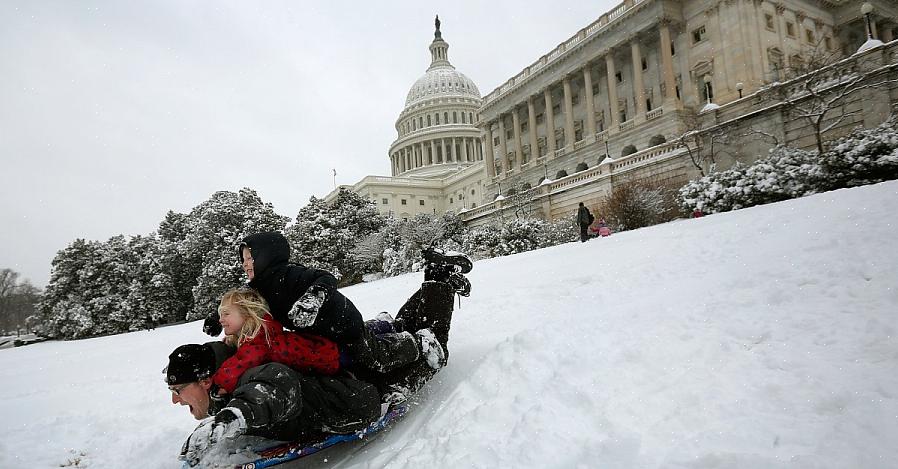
[450,198,453,204]
[786,22,795,37]
[461,113,466,123]
[493,136,500,146]
[552,104,561,113]
[641,57,648,70]
[671,41,676,56]
[571,93,579,105]
[824,36,832,50]
[401,199,407,205]
[419,200,425,206]
[382,198,388,204]
[592,83,600,95]
[692,25,706,44]
[521,121,528,133]
[615,71,623,83]
[765,14,775,31]
[506,130,513,139]
[805,29,815,44]
[536,113,544,124]
[646,98,652,111]
[453,112,458,123]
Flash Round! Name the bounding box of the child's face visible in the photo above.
[218,301,246,336]
[242,247,254,280]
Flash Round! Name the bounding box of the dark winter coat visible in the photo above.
[241,232,365,343]
[577,205,593,226]
[210,314,340,394]
[225,362,381,441]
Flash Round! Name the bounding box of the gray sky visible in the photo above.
[0,0,617,287]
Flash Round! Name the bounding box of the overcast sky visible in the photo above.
[0,0,618,287]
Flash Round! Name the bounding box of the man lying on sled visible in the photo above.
[166,253,471,467]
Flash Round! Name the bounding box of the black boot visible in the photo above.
[422,247,473,274]
[447,273,471,297]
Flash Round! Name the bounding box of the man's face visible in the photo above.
[170,379,212,420]
[242,247,254,280]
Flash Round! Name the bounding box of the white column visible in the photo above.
[659,21,678,106]
[631,39,646,118]
[583,65,597,138]
[562,76,575,147]
[483,125,495,178]
[605,52,620,128]
[544,88,556,156]
[527,96,539,161]
[498,117,508,174]
[512,106,523,171]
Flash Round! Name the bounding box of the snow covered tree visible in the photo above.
[177,188,290,320]
[36,239,106,339]
[117,234,179,331]
[460,217,574,260]
[817,118,898,189]
[378,212,466,277]
[287,189,386,285]
[601,179,677,231]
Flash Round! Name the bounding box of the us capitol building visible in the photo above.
[327,1,897,225]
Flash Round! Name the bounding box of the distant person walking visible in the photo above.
[577,202,594,242]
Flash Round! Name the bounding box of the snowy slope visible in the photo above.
[1,181,897,469]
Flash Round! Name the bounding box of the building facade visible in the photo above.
[466,0,896,225]
[328,2,896,224]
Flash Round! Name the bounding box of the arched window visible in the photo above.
[427,115,431,126]
[444,112,449,123]
[462,112,467,124]
[435,113,440,125]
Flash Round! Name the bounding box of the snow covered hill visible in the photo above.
[1,181,897,469]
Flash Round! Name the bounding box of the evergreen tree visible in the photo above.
[287,189,385,285]
[177,188,290,320]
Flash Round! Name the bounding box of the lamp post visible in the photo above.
[736,82,744,99]
[861,2,874,40]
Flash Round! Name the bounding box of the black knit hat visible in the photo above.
[163,342,235,385]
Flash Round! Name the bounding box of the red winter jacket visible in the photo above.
[212,315,340,394]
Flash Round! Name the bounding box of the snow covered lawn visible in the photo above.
[1,181,897,468]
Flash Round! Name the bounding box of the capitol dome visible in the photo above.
[389,17,485,179]
[404,62,481,108]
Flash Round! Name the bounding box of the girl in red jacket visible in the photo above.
[211,287,340,394]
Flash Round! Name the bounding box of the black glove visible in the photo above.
[208,385,228,415]
[203,311,222,336]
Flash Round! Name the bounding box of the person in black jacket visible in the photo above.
[172,276,462,467]
[167,342,381,466]
[203,232,471,375]
[577,202,594,242]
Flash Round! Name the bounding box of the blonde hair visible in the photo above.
[218,287,271,347]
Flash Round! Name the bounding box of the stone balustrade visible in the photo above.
[461,139,684,223]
